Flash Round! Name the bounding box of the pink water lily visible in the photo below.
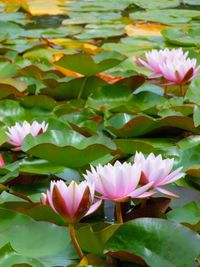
[137,48,189,78]
[84,161,154,202]
[41,180,102,224]
[137,48,200,96]
[159,57,200,85]
[134,152,185,198]
[7,121,48,151]
[0,154,5,167]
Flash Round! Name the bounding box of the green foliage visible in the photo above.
[55,52,125,76]
[130,9,200,25]
[0,0,200,266]
[162,28,200,46]
[22,130,116,167]
[105,218,200,267]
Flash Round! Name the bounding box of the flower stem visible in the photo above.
[180,84,185,96]
[69,224,84,259]
[164,85,168,97]
[116,202,123,224]
[77,77,88,99]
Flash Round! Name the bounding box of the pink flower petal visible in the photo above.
[156,187,179,198]
[128,182,153,198]
[84,199,102,217]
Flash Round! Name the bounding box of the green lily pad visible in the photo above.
[106,113,157,137]
[105,218,200,267]
[0,22,25,39]
[183,0,200,5]
[114,138,175,155]
[55,51,125,76]
[0,12,27,25]
[77,223,119,256]
[22,130,116,167]
[106,113,198,137]
[162,27,200,46]
[0,162,19,183]
[75,24,126,40]
[185,76,200,104]
[62,12,121,25]
[167,201,200,225]
[61,1,131,12]
[19,159,64,175]
[132,0,180,9]
[130,9,200,25]
[0,243,44,267]
[42,76,107,100]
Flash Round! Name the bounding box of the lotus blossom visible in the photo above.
[7,121,48,150]
[84,161,154,202]
[41,180,102,224]
[137,48,189,78]
[0,154,5,167]
[134,152,185,198]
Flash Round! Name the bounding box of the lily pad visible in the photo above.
[55,51,125,76]
[22,130,116,167]
[105,218,200,267]
[130,9,200,25]
[0,243,44,267]
[132,0,180,9]
[162,27,200,46]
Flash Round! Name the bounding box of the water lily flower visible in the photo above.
[137,48,188,78]
[0,154,5,167]
[159,57,199,87]
[41,180,102,224]
[7,121,48,151]
[41,180,101,260]
[84,161,154,202]
[137,48,200,96]
[134,152,185,198]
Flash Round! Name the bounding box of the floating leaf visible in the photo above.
[193,105,200,127]
[183,0,200,5]
[42,76,107,100]
[106,114,198,137]
[75,24,126,40]
[19,159,64,175]
[132,0,180,9]
[22,130,116,167]
[61,1,131,12]
[129,9,200,25]
[106,113,157,137]
[0,84,22,99]
[62,12,122,25]
[77,223,119,256]
[185,76,200,104]
[22,0,67,15]
[167,201,200,226]
[0,208,76,266]
[20,95,57,111]
[125,23,170,37]
[162,27,200,46]
[87,85,162,114]
[55,51,125,76]
[0,162,19,183]
[0,22,25,39]
[105,218,200,267]
[0,208,33,234]
[0,11,27,25]
[114,138,175,155]
[0,243,44,267]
